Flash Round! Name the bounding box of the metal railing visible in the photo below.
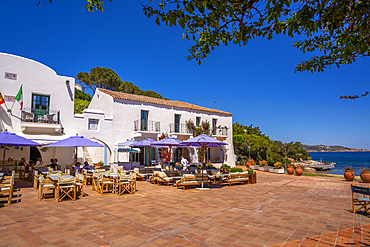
[134,119,160,132]
[169,123,192,134]
[214,128,228,136]
[21,107,60,124]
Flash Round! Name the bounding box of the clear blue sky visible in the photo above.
[1,1,369,149]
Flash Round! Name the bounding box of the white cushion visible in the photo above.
[42,184,55,188]
[0,187,10,191]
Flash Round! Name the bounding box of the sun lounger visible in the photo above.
[221,172,250,186]
[156,171,173,186]
[176,174,210,190]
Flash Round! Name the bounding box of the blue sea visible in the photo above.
[310,152,370,176]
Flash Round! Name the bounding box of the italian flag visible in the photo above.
[15,85,23,110]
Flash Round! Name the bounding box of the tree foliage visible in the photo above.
[76,67,122,93]
[40,0,370,74]
[233,122,309,165]
[74,89,92,114]
[142,0,370,73]
[76,67,167,99]
[38,0,110,12]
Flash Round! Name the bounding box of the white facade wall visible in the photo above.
[0,53,76,169]
[0,53,236,169]
[90,89,236,167]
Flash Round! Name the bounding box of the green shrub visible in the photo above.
[229,167,243,173]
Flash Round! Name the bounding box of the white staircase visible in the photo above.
[83,147,93,164]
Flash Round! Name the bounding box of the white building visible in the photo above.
[0,53,235,169]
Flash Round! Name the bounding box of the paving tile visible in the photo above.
[1,173,370,247]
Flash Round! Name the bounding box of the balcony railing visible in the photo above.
[134,120,160,132]
[21,107,60,124]
[214,128,228,136]
[169,123,192,134]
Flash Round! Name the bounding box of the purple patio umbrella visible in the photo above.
[180,134,227,190]
[45,135,104,165]
[117,140,139,170]
[151,137,182,169]
[130,138,155,167]
[0,131,41,171]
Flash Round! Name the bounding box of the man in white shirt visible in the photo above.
[35,158,44,166]
[181,156,188,171]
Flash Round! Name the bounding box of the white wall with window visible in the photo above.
[0,53,76,168]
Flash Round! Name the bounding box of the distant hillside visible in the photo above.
[303,144,370,152]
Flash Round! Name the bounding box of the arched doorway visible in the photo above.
[29,146,41,164]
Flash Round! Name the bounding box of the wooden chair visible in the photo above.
[82,169,92,185]
[92,170,99,191]
[38,175,56,201]
[56,176,76,202]
[75,173,84,197]
[33,170,39,190]
[0,171,15,205]
[64,168,71,175]
[351,185,370,214]
[97,173,115,195]
[116,173,136,195]
[18,166,25,180]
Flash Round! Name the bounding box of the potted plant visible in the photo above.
[257,160,270,171]
[343,166,355,181]
[246,158,256,168]
[247,168,257,184]
[271,162,284,174]
[295,165,303,176]
[360,167,370,183]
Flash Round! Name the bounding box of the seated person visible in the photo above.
[74,162,82,173]
[50,159,58,170]
[35,158,44,166]
[82,161,90,171]
[18,157,26,168]
[25,160,34,171]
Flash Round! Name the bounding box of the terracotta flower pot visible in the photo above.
[287,166,294,175]
[360,171,370,183]
[344,170,355,181]
[295,166,303,176]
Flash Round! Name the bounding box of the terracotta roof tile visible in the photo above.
[97,88,232,116]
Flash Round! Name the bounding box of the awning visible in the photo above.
[114,147,141,153]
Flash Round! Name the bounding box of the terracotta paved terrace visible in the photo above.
[1,172,370,246]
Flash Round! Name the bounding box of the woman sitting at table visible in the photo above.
[50,159,58,170]
[25,160,33,171]
[74,162,82,173]
[82,161,90,171]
